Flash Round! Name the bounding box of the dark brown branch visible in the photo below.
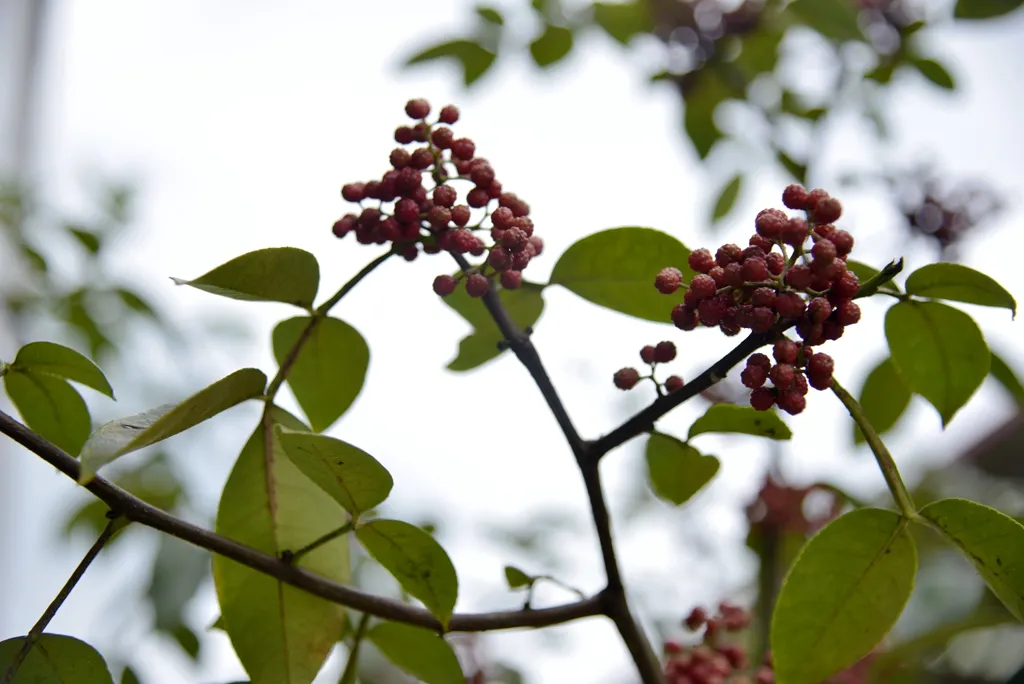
[2,515,122,684]
[0,410,602,633]
[589,331,774,458]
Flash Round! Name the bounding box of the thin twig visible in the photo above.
[339,613,371,684]
[0,409,601,633]
[284,522,354,565]
[2,515,122,684]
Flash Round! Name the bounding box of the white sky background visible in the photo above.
[2,1,1024,683]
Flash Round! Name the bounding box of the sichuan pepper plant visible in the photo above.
[1,100,1022,684]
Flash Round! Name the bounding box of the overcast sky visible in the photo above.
[2,2,1024,683]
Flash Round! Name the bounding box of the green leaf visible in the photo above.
[366,623,464,684]
[356,519,458,627]
[711,175,743,223]
[684,69,732,159]
[771,508,917,684]
[68,227,102,254]
[475,5,504,24]
[171,247,319,309]
[12,341,114,398]
[905,263,1016,316]
[442,282,544,371]
[530,24,574,67]
[777,150,808,185]
[272,317,369,432]
[121,666,141,684]
[909,57,956,89]
[688,404,792,440]
[853,358,912,444]
[20,244,47,273]
[954,0,1023,20]
[549,227,692,322]
[990,351,1024,409]
[405,39,498,87]
[846,260,902,294]
[645,432,720,506]
[885,301,989,426]
[732,26,784,80]
[116,288,159,318]
[919,498,1024,621]
[592,1,652,45]
[213,407,349,684]
[786,0,866,43]
[276,428,393,516]
[79,368,266,482]
[504,565,532,588]
[0,634,114,683]
[4,371,91,456]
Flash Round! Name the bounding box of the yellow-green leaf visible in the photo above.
[771,508,917,684]
[171,247,319,309]
[549,227,692,322]
[213,407,350,684]
[12,341,114,398]
[442,281,544,372]
[711,175,743,223]
[79,368,266,482]
[272,317,369,431]
[530,24,574,67]
[990,350,1024,409]
[853,357,911,444]
[645,432,719,506]
[4,371,91,456]
[885,301,989,426]
[356,519,458,627]
[905,262,1016,316]
[688,403,792,440]
[405,39,497,87]
[0,634,113,684]
[919,498,1024,621]
[367,622,464,684]
[504,565,531,588]
[276,428,393,516]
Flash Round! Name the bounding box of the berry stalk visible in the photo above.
[830,378,917,520]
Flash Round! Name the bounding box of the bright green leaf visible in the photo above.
[367,622,464,684]
[213,407,349,684]
[990,351,1024,409]
[405,40,498,87]
[684,69,732,159]
[786,0,866,42]
[846,260,902,294]
[954,0,1023,20]
[530,24,574,67]
[919,498,1024,621]
[688,404,792,440]
[4,371,91,456]
[909,57,956,89]
[13,341,114,398]
[504,565,532,588]
[853,357,911,444]
[272,317,369,431]
[885,301,989,426]
[645,432,720,506]
[171,247,319,309]
[0,634,114,684]
[771,508,917,684]
[276,428,393,516]
[905,263,1016,316]
[475,5,504,24]
[592,1,652,45]
[550,227,692,322]
[442,282,544,371]
[356,519,458,627]
[712,175,743,223]
[79,368,266,482]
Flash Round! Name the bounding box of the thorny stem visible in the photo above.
[0,408,603,632]
[2,515,123,684]
[339,613,371,684]
[284,522,354,565]
[830,378,917,519]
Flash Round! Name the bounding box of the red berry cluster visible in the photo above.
[663,604,774,684]
[613,341,685,394]
[656,186,860,414]
[332,99,543,298]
